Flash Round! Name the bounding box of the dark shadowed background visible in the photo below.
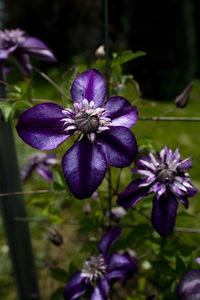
[1,0,200,98]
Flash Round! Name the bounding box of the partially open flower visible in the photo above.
[117,146,197,237]
[16,69,138,199]
[0,28,56,76]
[63,228,138,299]
[44,227,63,246]
[21,152,58,182]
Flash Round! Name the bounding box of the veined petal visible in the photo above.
[71,69,106,108]
[177,158,193,172]
[102,96,138,128]
[176,269,200,300]
[151,193,178,237]
[63,271,89,300]
[98,228,121,256]
[16,103,70,150]
[117,179,150,208]
[98,126,137,167]
[91,277,110,300]
[62,137,107,199]
[107,253,138,280]
[21,37,56,62]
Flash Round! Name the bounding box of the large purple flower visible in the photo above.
[21,152,58,182]
[63,228,138,300]
[117,146,197,237]
[16,69,138,199]
[176,269,200,300]
[0,29,56,76]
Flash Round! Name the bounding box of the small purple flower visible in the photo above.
[16,69,138,199]
[21,152,58,182]
[176,269,200,300]
[63,228,138,300]
[195,258,200,265]
[0,29,56,76]
[117,146,197,237]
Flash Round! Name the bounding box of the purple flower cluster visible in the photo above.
[63,228,138,300]
[117,146,197,236]
[0,29,56,76]
[16,69,138,199]
[21,152,58,182]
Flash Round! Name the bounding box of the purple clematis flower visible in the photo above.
[117,146,197,237]
[16,69,138,199]
[0,28,56,76]
[63,228,138,300]
[21,152,58,182]
[176,269,200,300]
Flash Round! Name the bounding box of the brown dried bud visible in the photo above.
[44,227,63,246]
[174,83,193,108]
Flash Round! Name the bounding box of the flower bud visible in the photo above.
[95,45,105,58]
[44,227,63,246]
[174,82,193,108]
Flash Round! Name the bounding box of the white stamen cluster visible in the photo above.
[61,99,111,142]
[81,255,107,284]
[0,29,25,48]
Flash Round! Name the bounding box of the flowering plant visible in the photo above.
[16,69,138,199]
[63,228,138,299]
[0,29,56,76]
[117,146,197,236]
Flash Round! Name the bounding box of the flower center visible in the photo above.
[81,255,107,284]
[75,111,99,134]
[156,163,177,183]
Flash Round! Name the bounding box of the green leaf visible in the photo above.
[0,102,13,121]
[62,66,79,99]
[111,50,146,67]
[175,255,186,275]
[51,268,68,283]
[12,100,32,110]
[50,287,65,300]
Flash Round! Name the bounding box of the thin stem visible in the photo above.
[33,66,69,101]
[115,168,122,194]
[139,116,200,121]
[0,189,66,197]
[137,107,177,137]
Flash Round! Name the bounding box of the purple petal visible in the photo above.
[0,45,18,59]
[21,37,56,62]
[91,277,110,300]
[177,196,189,209]
[36,165,53,181]
[107,253,138,280]
[102,96,138,128]
[151,193,178,237]
[21,164,34,181]
[98,126,137,167]
[195,258,200,265]
[176,269,200,300]
[63,271,89,300]
[62,137,107,199]
[98,228,121,256]
[178,158,193,172]
[71,69,106,108]
[16,103,70,150]
[13,52,32,76]
[117,179,150,208]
